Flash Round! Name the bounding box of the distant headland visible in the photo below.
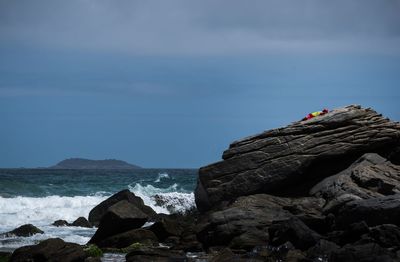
[50,158,141,169]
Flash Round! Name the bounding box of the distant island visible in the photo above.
[50,158,141,169]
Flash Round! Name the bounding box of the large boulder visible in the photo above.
[196,194,325,249]
[89,200,149,245]
[334,194,400,228]
[10,238,87,262]
[195,105,400,211]
[89,189,157,226]
[310,153,400,213]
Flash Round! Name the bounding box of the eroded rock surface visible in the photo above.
[196,105,400,211]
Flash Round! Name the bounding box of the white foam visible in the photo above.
[154,172,170,183]
[128,183,195,214]
[0,195,107,232]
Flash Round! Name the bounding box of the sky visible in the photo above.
[0,0,399,168]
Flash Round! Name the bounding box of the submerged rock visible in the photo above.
[10,238,87,262]
[52,220,69,227]
[195,105,400,211]
[88,189,156,226]
[4,224,43,237]
[71,217,92,228]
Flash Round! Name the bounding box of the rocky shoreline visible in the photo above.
[2,105,400,261]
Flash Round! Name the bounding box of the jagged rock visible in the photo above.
[4,224,43,237]
[88,189,157,226]
[268,217,321,251]
[310,153,400,213]
[335,194,400,228]
[88,200,149,245]
[72,217,92,228]
[125,247,186,262]
[10,238,87,262]
[52,220,69,227]
[195,105,400,211]
[196,194,324,249]
[96,228,158,248]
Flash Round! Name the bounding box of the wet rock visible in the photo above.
[125,247,186,262]
[88,189,157,226]
[195,105,400,212]
[96,228,158,248]
[89,200,149,245]
[52,220,69,227]
[5,224,43,237]
[72,217,92,228]
[10,238,87,262]
[268,217,321,251]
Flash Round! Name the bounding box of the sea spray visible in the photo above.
[128,183,195,214]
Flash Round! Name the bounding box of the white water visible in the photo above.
[0,183,195,251]
[154,172,170,183]
[128,183,195,214]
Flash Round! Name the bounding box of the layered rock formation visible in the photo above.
[196,105,400,211]
[194,105,400,261]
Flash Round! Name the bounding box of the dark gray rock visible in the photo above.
[88,200,149,245]
[72,217,92,228]
[329,243,398,262]
[268,217,321,251]
[52,220,69,227]
[368,224,400,248]
[125,247,186,262]
[149,218,184,241]
[88,189,156,226]
[335,194,400,228]
[96,228,158,248]
[306,239,340,261]
[10,238,87,262]
[196,194,324,249]
[310,153,400,213]
[195,105,400,211]
[4,224,43,237]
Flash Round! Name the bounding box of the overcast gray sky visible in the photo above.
[0,0,399,167]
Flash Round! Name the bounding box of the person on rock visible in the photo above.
[302,108,329,121]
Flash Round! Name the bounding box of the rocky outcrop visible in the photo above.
[310,153,400,213]
[195,105,400,211]
[88,200,149,245]
[88,189,156,226]
[96,229,158,248]
[196,194,325,249]
[10,238,87,262]
[3,224,43,237]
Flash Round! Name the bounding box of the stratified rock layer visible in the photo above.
[195,105,400,211]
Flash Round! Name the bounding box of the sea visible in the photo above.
[0,168,198,252]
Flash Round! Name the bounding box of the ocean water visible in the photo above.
[0,168,198,251]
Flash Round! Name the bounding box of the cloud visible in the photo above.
[1,0,399,55]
